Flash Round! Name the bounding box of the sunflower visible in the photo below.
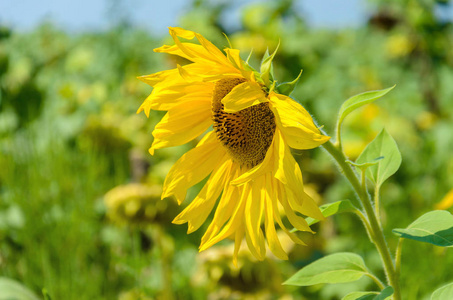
[138,27,330,263]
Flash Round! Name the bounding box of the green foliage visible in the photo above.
[276,69,303,96]
[342,286,393,300]
[336,86,395,137]
[305,200,358,226]
[431,282,453,300]
[393,210,453,247]
[0,277,40,300]
[356,129,402,187]
[283,253,369,286]
[260,43,279,87]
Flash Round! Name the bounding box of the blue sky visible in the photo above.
[0,0,369,35]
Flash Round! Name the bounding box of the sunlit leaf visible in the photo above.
[283,253,368,286]
[306,200,357,226]
[431,282,453,300]
[0,277,40,300]
[356,129,401,186]
[392,210,453,247]
[343,292,379,300]
[337,86,395,129]
[342,286,393,300]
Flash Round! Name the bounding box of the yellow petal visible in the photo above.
[278,185,313,233]
[273,129,305,194]
[245,226,266,261]
[162,132,226,203]
[233,225,245,267]
[244,176,266,260]
[137,68,179,87]
[263,175,288,259]
[199,180,248,251]
[269,92,330,149]
[201,165,240,242]
[223,48,254,81]
[222,81,268,113]
[267,174,306,246]
[169,27,196,39]
[172,158,232,232]
[287,188,325,221]
[166,27,237,70]
[139,81,214,113]
[150,100,212,152]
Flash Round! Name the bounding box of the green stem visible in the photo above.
[365,272,386,290]
[322,140,400,299]
[353,209,374,242]
[394,238,404,298]
[375,185,382,227]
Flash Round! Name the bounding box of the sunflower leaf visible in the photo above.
[283,252,368,286]
[431,282,453,300]
[392,210,453,247]
[305,200,357,226]
[0,277,40,300]
[342,286,393,300]
[337,85,395,134]
[356,129,401,187]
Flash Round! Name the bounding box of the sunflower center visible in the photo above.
[212,78,276,169]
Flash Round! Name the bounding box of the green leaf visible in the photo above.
[356,129,401,186]
[260,43,279,86]
[276,69,303,96]
[0,277,40,300]
[342,291,379,300]
[337,85,395,130]
[283,252,368,286]
[342,287,393,300]
[306,200,357,226]
[347,157,383,170]
[431,282,453,300]
[392,210,453,247]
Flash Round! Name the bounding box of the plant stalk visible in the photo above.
[322,140,401,300]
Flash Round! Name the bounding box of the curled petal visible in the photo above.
[222,81,268,113]
[269,92,330,149]
[162,132,226,203]
[150,100,212,153]
[173,158,232,232]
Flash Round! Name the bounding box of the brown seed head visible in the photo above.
[212,78,276,169]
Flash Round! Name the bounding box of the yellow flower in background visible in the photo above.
[436,189,453,210]
[138,27,330,263]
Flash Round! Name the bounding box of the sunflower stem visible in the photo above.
[322,140,400,300]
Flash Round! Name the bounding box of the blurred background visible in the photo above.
[1,0,453,299]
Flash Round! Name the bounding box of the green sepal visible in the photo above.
[276,69,303,96]
[260,42,279,87]
[245,48,253,65]
[242,62,265,85]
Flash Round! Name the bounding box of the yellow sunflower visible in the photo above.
[138,27,330,263]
